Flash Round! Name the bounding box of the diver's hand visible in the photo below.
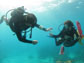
[49,33,57,38]
[1,15,5,19]
[0,15,9,25]
[32,40,38,45]
[1,15,7,21]
[46,28,52,32]
[49,33,54,37]
[0,15,5,24]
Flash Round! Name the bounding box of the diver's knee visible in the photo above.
[19,39,23,41]
[64,44,73,47]
[17,38,25,42]
[56,40,63,46]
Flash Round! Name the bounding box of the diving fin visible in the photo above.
[76,30,83,45]
[78,38,83,45]
[59,45,64,55]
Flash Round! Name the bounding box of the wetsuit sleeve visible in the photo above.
[51,27,65,38]
[15,31,33,44]
[35,24,47,31]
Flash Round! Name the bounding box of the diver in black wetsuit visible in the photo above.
[49,20,79,47]
[0,6,52,45]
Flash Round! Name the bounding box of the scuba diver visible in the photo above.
[49,20,80,47]
[0,6,52,45]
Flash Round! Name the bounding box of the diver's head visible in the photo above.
[25,13,37,27]
[64,20,74,29]
[64,24,69,29]
[25,15,36,27]
[25,19,37,28]
[64,20,74,26]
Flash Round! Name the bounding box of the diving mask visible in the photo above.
[64,24,69,29]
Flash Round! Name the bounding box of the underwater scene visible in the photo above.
[0,0,84,63]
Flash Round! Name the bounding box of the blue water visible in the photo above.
[0,0,84,63]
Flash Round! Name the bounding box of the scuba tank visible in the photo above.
[5,6,25,20]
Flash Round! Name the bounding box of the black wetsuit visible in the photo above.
[8,13,46,44]
[52,27,79,47]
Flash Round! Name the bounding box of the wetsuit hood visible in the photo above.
[64,20,74,27]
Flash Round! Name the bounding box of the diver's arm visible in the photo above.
[0,15,15,32]
[49,32,63,38]
[35,24,47,31]
[0,16,3,24]
[0,15,6,24]
[49,33,58,38]
[0,19,3,24]
[15,32,33,43]
[49,27,65,38]
[56,27,65,37]
[35,24,52,31]
[0,15,9,25]
[15,32,38,45]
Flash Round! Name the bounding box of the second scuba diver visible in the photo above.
[0,6,52,45]
[49,20,80,47]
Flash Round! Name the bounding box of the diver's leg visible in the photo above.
[15,31,33,44]
[64,39,78,47]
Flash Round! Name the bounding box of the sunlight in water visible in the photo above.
[0,0,76,12]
